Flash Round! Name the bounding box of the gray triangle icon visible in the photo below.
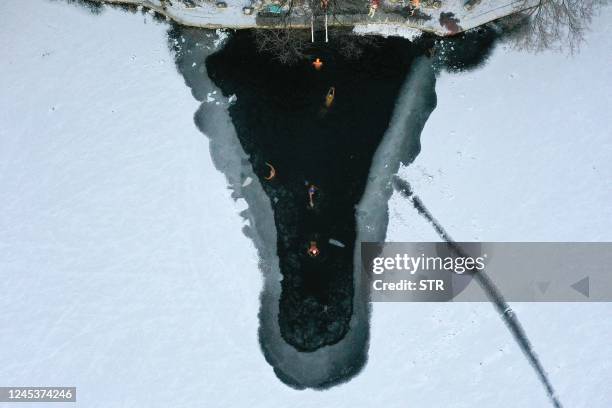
[571,277,590,298]
[537,281,551,294]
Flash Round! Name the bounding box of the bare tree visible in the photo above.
[513,0,601,53]
[54,0,104,14]
[254,27,310,65]
[335,30,383,59]
[253,0,311,64]
[253,0,383,64]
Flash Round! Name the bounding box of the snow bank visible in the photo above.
[353,24,423,41]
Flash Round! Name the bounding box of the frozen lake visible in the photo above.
[0,1,610,407]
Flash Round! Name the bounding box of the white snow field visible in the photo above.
[0,1,610,408]
[385,3,612,408]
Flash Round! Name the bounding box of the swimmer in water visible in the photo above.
[307,241,320,257]
[308,184,317,208]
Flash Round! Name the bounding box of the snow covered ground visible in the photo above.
[0,1,610,408]
[386,3,612,407]
[103,0,258,28]
[355,0,539,36]
[98,0,539,35]
[387,5,612,243]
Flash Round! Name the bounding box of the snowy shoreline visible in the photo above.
[94,0,539,36]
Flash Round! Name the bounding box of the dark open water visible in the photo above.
[206,31,423,352]
[168,25,501,388]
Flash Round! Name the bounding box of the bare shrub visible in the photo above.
[55,0,104,14]
[513,0,602,53]
[254,29,310,65]
[253,0,383,63]
[336,31,382,59]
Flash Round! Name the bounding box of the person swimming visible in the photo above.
[308,184,318,208]
[307,241,320,257]
[325,87,335,108]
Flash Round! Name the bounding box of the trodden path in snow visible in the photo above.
[392,176,563,408]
